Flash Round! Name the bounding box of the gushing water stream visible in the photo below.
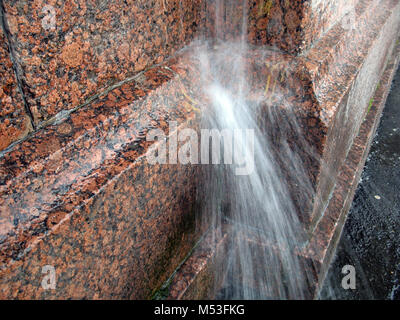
[197,0,315,299]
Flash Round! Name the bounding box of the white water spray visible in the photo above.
[196,0,316,299]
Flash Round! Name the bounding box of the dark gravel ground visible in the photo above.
[320,66,400,300]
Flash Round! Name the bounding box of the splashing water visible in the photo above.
[195,0,316,299]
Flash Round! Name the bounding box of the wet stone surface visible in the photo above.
[320,66,400,300]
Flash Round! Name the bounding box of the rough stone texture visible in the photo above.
[165,225,318,299]
[153,0,400,299]
[235,0,400,228]
[302,0,400,230]
[2,0,203,125]
[321,65,400,300]
[1,0,400,300]
[305,39,400,298]
[0,43,310,299]
[163,37,400,300]
[204,0,357,54]
[0,53,206,299]
[303,0,358,53]
[165,227,229,300]
[0,9,31,152]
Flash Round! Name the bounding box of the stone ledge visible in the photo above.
[300,0,400,229]
[149,9,400,300]
[0,43,307,299]
[160,41,400,297]
[0,51,205,299]
[304,38,400,299]
[1,0,399,299]
[164,226,229,300]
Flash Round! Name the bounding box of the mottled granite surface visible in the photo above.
[0,44,310,298]
[1,0,400,300]
[165,228,229,300]
[0,0,370,151]
[2,0,203,125]
[0,8,31,151]
[0,52,205,299]
[163,34,400,301]
[204,0,357,54]
[301,0,400,229]
[305,40,400,297]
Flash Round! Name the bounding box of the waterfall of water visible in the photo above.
[196,0,316,299]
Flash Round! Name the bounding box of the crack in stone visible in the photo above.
[0,0,36,131]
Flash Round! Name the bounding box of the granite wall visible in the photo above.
[0,0,362,152]
[1,0,399,299]
[0,4,32,151]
